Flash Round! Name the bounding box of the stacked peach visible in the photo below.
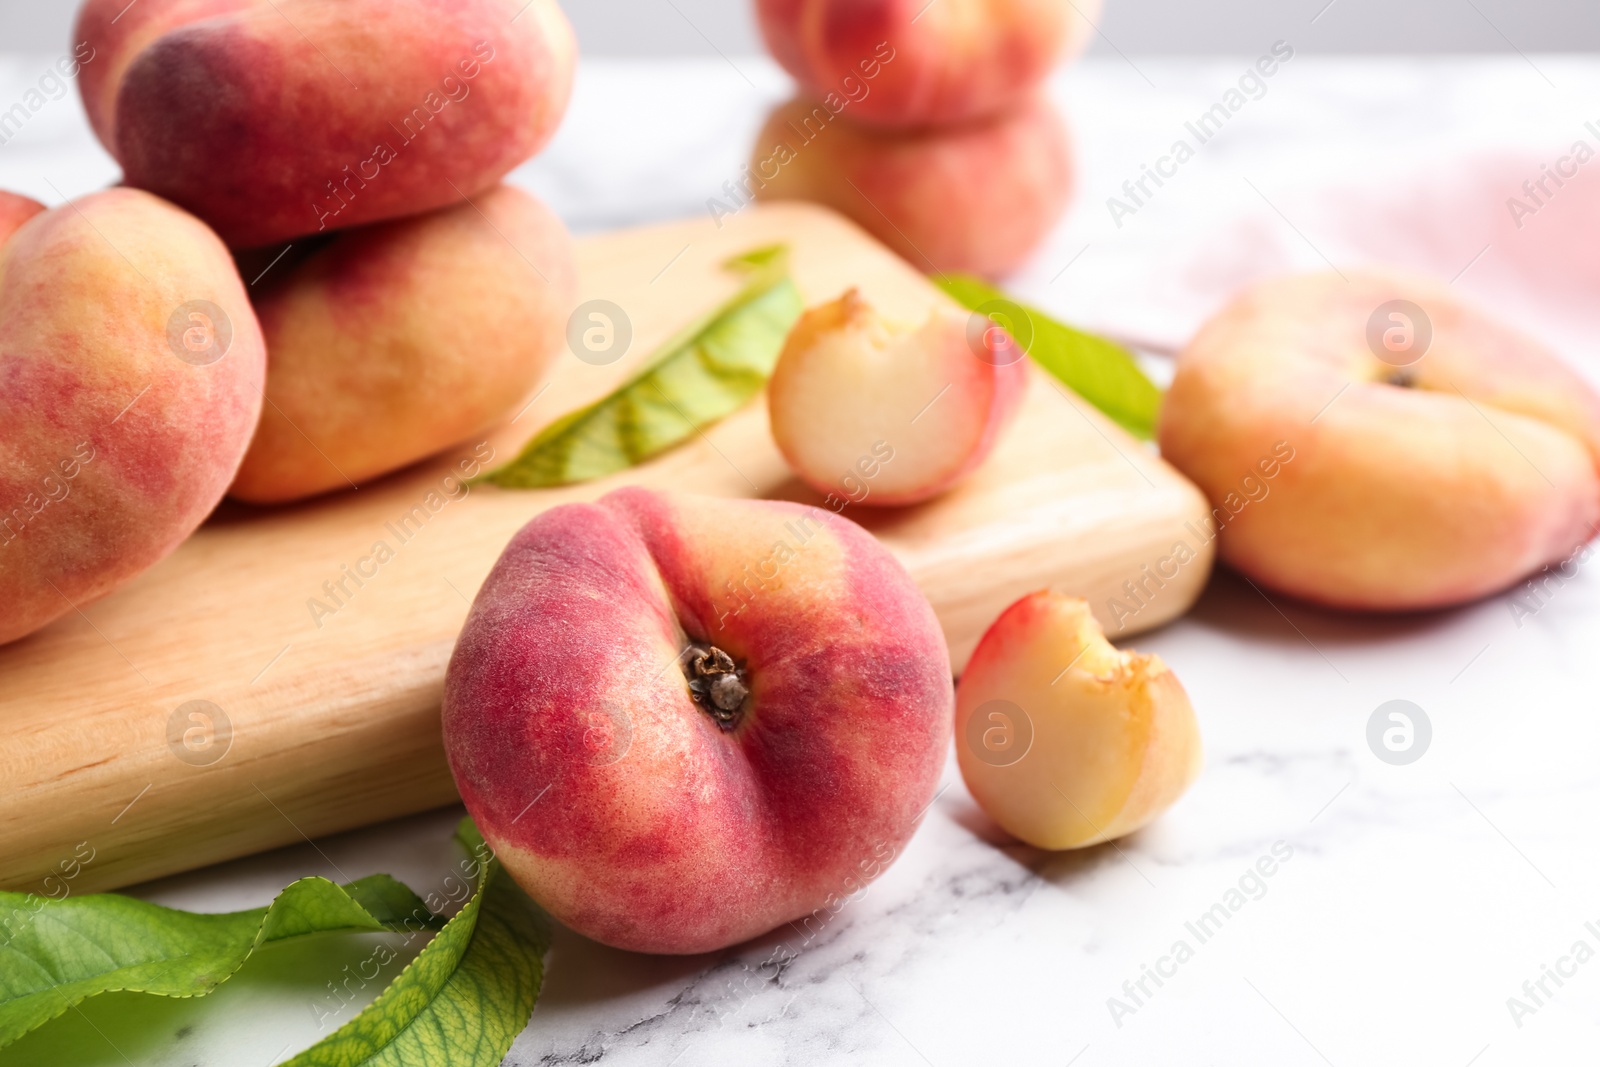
[229,186,575,503]
[76,0,580,502]
[749,0,1092,277]
[75,0,576,247]
[0,0,578,646]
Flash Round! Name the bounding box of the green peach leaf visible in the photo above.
[482,244,804,488]
[937,273,1163,440]
[281,819,550,1067]
[0,874,441,1051]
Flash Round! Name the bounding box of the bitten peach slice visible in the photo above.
[0,188,266,645]
[755,0,1099,128]
[229,185,576,504]
[1159,271,1600,610]
[751,95,1073,278]
[443,488,953,954]
[956,591,1202,850]
[767,289,1028,507]
[75,0,576,247]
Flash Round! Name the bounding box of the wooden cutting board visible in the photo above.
[0,202,1213,895]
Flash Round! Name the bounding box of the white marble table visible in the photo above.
[4,52,1600,1066]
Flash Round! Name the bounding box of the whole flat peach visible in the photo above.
[443,488,953,954]
[0,188,265,645]
[1160,271,1600,611]
[751,94,1073,278]
[229,185,576,504]
[76,0,575,247]
[756,0,1098,128]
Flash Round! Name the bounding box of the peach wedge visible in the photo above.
[767,289,1028,507]
[956,591,1203,850]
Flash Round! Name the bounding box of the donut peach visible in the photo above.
[755,0,1098,128]
[750,94,1073,278]
[442,488,953,953]
[1159,271,1600,610]
[229,185,576,503]
[75,0,576,247]
[0,188,265,645]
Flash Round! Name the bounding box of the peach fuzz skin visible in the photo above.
[768,290,1028,506]
[756,0,1099,128]
[956,591,1202,850]
[75,0,575,247]
[74,0,260,149]
[751,95,1073,278]
[442,488,953,954]
[0,188,266,646]
[1159,271,1600,611]
[0,191,46,245]
[228,185,576,504]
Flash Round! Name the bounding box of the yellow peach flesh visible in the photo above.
[956,591,1202,850]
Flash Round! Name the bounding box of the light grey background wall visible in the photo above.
[1,0,1595,53]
